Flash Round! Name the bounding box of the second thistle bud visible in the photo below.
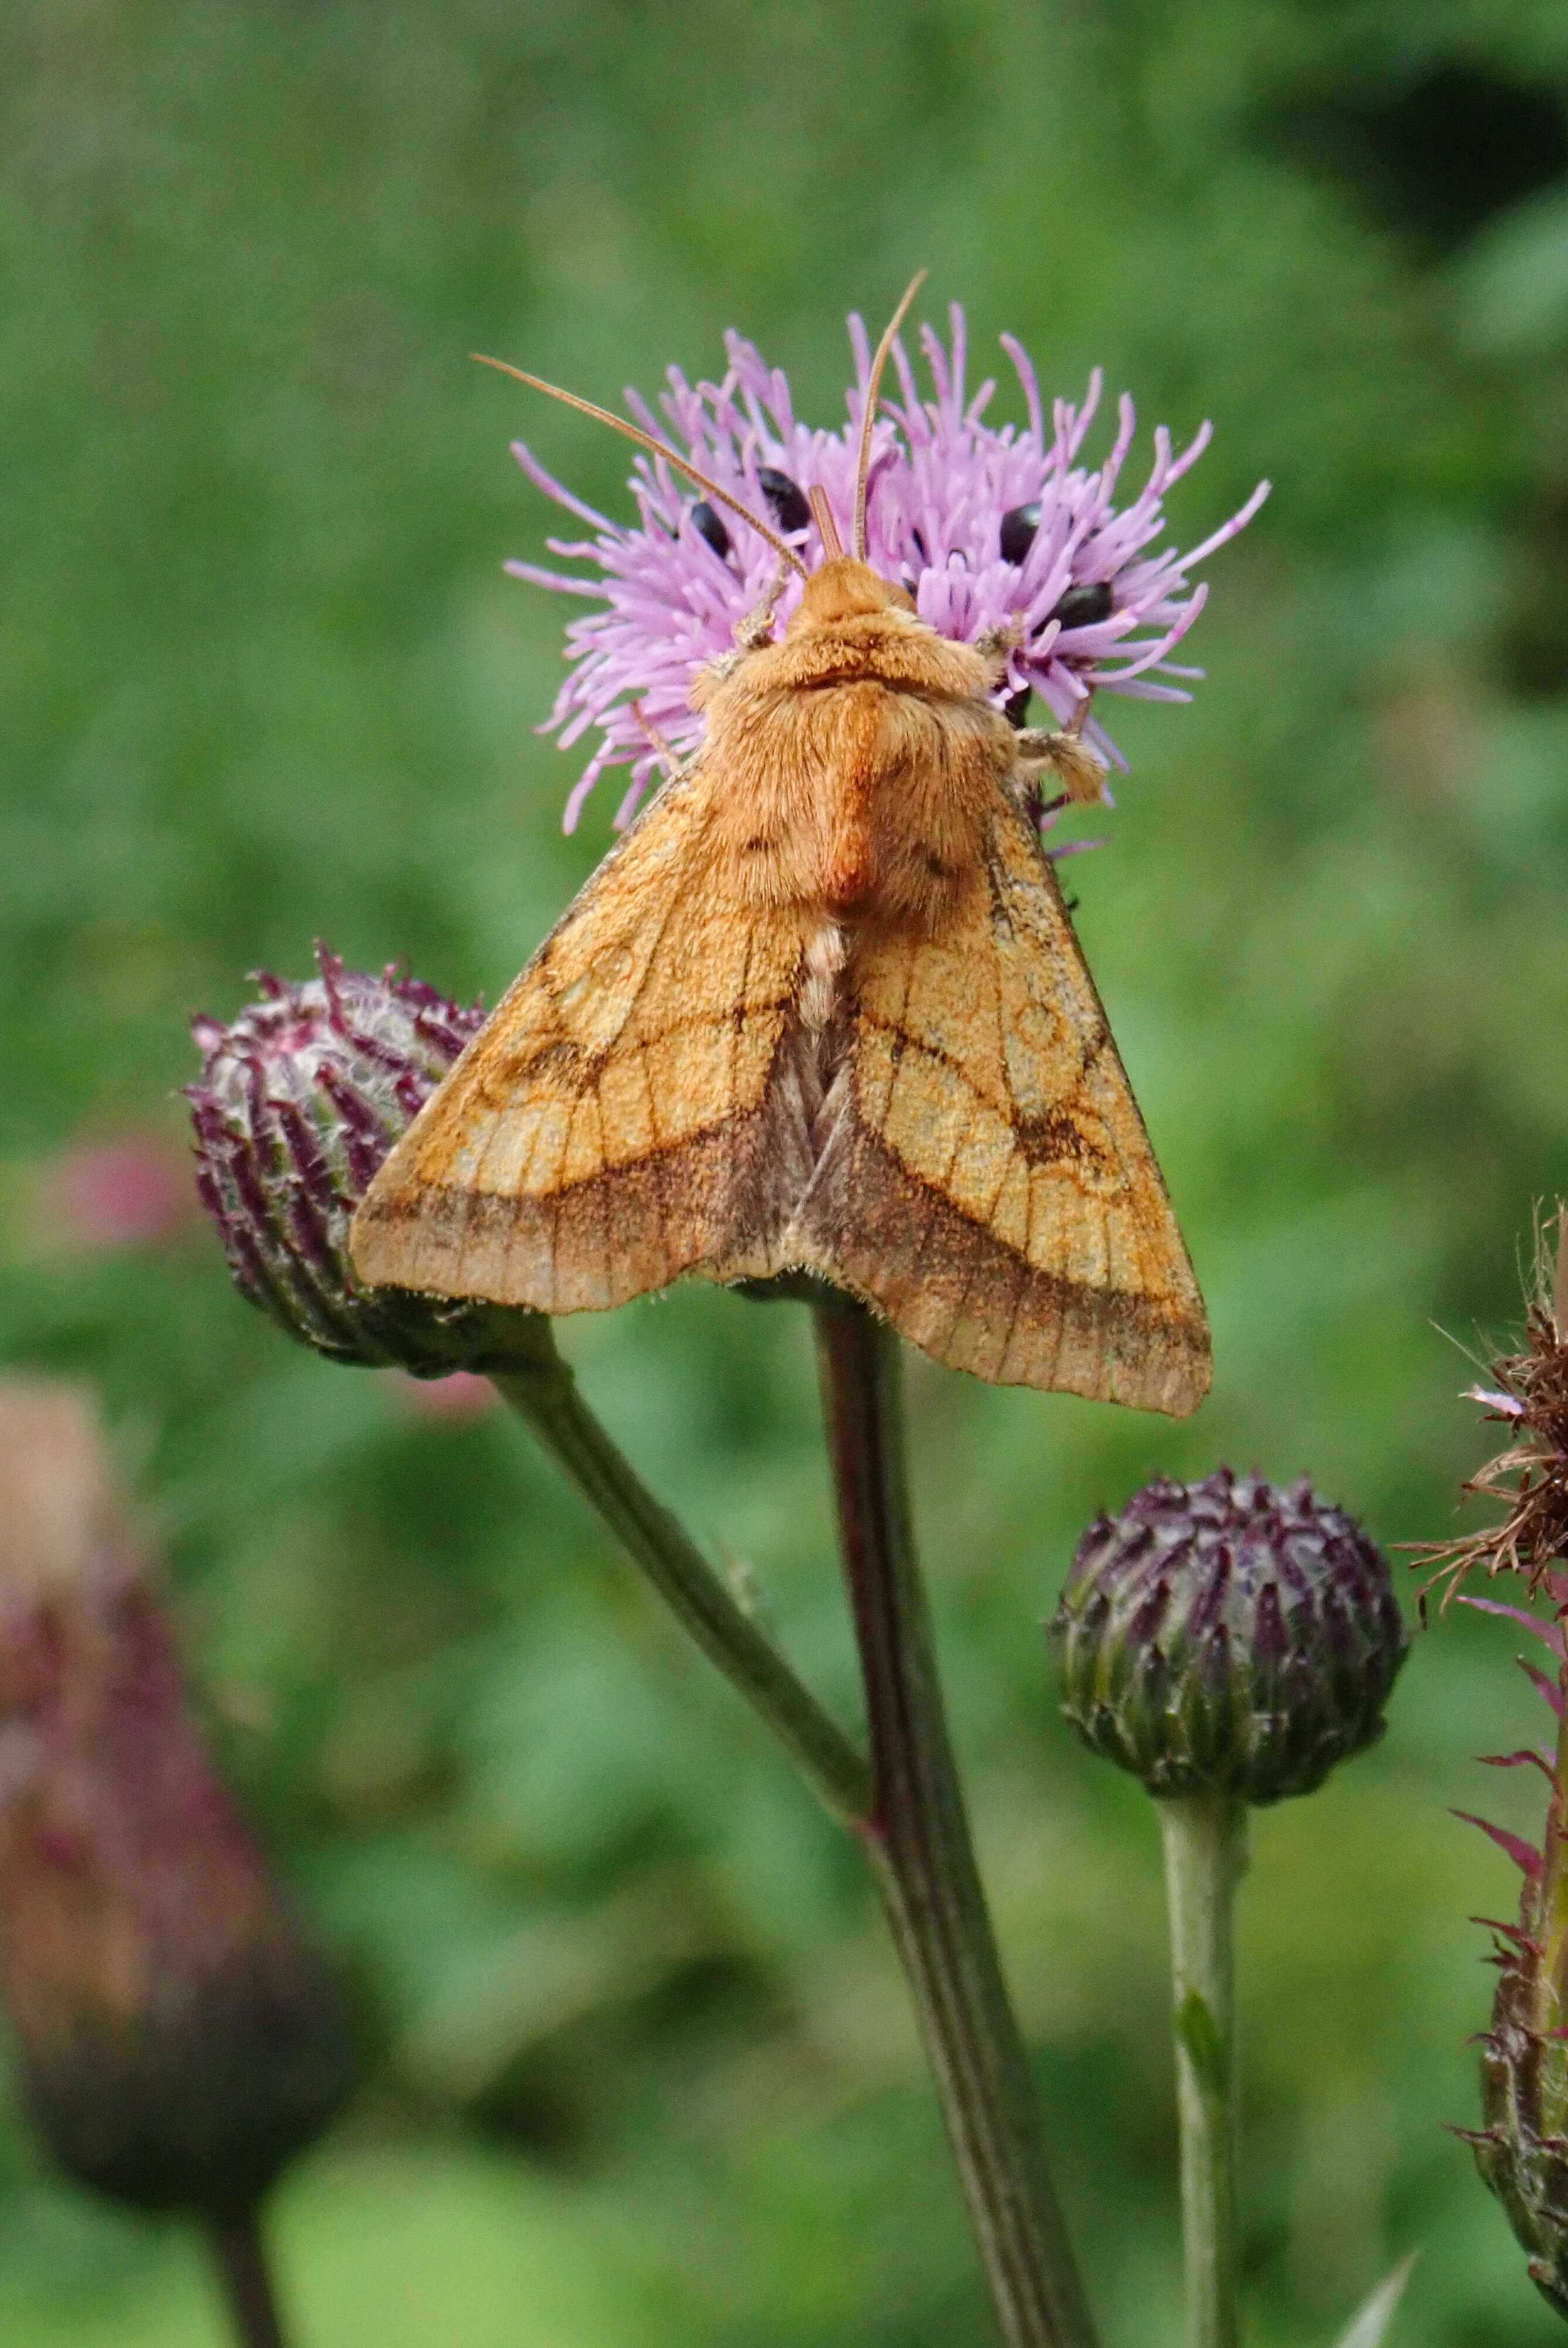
[1049,1467,1408,1804]
[188,945,548,1375]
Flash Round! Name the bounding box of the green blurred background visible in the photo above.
[5,0,1568,2340]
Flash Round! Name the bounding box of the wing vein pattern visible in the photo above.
[352,770,1209,1413]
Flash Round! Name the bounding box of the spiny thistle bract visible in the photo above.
[1413,1207,1568,1606]
[1462,1584,1568,2324]
[187,944,547,1374]
[1049,1467,1408,1804]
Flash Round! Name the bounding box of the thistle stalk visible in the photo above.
[1159,1796,1248,2348]
[492,1336,869,1829]
[812,1296,1097,2348]
[209,2216,287,2348]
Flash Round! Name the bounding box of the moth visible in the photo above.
[352,282,1211,1417]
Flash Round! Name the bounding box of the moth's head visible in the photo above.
[790,557,917,632]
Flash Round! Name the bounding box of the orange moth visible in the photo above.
[352,281,1211,1417]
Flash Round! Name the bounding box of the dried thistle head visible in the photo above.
[1414,1207,1568,1606]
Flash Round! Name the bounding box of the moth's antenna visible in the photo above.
[853,269,927,561]
[628,699,680,779]
[807,485,843,561]
[474,354,809,581]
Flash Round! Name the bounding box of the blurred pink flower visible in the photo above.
[43,1132,197,1251]
[388,1369,500,1421]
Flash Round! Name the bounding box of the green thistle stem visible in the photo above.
[491,1330,870,1830]
[812,1296,1097,2348]
[1158,1794,1248,2348]
[209,2214,286,2348]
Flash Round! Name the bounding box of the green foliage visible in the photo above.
[2,1,1568,2339]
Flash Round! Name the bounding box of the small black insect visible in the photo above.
[758,467,811,536]
[1001,504,1118,633]
[1049,581,1114,632]
[690,501,732,561]
[999,501,1040,566]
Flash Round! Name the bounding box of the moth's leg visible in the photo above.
[972,619,1023,689]
[972,621,1023,660]
[1005,776,1070,831]
[1011,701,1108,807]
[628,698,690,782]
[699,561,790,686]
[734,554,792,652]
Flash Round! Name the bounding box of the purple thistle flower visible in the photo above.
[187,947,544,1374]
[507,304,1269,832]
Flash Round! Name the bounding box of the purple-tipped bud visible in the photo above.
[1049,1468,1408,1804]
[188,945,545,1375]
[0,1378,356,2220]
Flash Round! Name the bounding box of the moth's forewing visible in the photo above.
[795,792,1211,1416]
[350,770,816,1311]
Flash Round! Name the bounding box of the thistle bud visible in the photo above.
[1049,1467,1408,1804]
[0,1377,355,2219]
[188,944,546,1375]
